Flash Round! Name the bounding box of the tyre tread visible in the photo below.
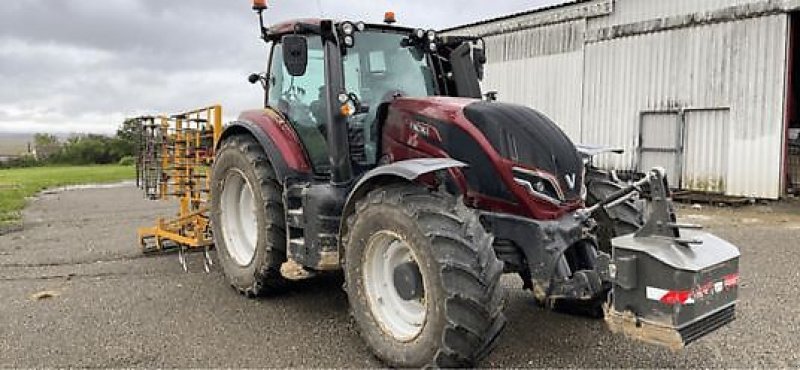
[346,184,505,368]
[214,135,287,297]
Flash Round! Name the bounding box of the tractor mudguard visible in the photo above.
[575,143,624,159]
[217,109,313,182]
[354,158,467,185]
[339,158,467,246]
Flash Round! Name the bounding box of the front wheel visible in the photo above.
[585,168,645,253]
[343,184,505,368]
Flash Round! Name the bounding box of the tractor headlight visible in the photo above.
[356,22,366,32]
[512,167,564,205]
[428,42,437,53]
[341,22,355,35]
[426,29,436,41]
[343,35,355,47]
[414,28,425,39]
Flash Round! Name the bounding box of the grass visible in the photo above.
[0,165,134,226]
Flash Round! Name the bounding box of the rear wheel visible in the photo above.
[343,184,505,368]
[211,135,287,297]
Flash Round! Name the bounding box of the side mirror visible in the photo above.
[473,47,487,81]
[282,35,308,77]
[248,73,261,84]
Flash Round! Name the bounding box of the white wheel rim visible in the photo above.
[220,169,259,266]
[363,231,427,342]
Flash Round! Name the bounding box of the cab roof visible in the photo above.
[266,18,416,40]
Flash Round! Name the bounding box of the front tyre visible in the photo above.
[343,184,505,368]
[211,135,287,297]
[585,168,644,253]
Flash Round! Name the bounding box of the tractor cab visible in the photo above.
[249,15,487,180]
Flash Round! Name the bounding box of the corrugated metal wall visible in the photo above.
[682,109,731,193]
[445,0,790,198]
[582,14,788,198]
[480,20,586,138]
[483,53,584,138]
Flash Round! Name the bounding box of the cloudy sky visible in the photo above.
[0,0,564,135]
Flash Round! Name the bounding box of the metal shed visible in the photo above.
[444,0,800,199]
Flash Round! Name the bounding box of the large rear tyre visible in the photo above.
[343,184,505,368]
[585,169,644,253]
[210,135,287,297]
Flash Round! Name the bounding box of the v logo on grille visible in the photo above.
[564,173,576,190]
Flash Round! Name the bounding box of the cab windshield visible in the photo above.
[342,31,437,164]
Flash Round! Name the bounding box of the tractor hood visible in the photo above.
[461,101,584,201]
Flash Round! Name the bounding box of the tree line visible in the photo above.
[1,119,138,168]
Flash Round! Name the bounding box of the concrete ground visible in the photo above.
[1,184,799,367]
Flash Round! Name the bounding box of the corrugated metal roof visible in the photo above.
[440,0,585,33]
[589,0,769,29]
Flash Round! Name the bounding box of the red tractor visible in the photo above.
[209,2,740,367]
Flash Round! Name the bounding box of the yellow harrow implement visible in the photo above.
[133,105,222,271]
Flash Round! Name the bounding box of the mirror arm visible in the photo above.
[255,8,268,42]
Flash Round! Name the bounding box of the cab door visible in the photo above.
[267,36,330,174]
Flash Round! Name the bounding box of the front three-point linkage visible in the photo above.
[582,167,704,245]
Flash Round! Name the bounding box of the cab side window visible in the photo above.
[267,37,330,173]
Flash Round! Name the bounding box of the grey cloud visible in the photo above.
[0,0,564,134]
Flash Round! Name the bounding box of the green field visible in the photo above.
[0,165,134,226]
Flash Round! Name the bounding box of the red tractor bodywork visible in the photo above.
[238,109,313,174]
[381,97,583,220]
[237,97,584,221]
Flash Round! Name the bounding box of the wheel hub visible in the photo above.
[393,261,424,301]
[219,169,258,266]
[363,231,427,342]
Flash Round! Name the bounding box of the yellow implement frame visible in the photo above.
[134,105,222,268]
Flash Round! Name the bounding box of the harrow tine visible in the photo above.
[178,245,188,272]
[203,245,213,273]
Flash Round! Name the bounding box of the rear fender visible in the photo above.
[217,109,312,182]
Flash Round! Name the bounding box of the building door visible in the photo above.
[785,13,800,195]
[682,109,730,193]
[637,111,682,185]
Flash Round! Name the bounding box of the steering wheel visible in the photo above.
[282,85,306,102]
[381,89,406,102]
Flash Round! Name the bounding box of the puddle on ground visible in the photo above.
[40,181,135,195]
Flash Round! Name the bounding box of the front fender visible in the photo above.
[338,158,467,247]
[575,143,624,160]
[354,158,467,187]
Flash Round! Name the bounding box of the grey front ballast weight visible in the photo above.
[593,168,740,349]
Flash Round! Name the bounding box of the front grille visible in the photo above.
[679,304,736,345]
